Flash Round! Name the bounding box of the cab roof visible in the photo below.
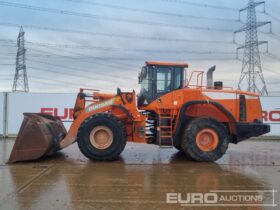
[146,61,189,68]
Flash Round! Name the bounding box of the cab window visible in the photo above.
[157,67,172,93]
[174,67,182,89]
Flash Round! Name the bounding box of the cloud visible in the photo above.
[0,0,279,94]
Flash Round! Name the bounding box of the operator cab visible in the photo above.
[138,61,188,107]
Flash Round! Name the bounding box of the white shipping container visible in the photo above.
[7,93,76,134]
[260,97,280,136]
[0,92,4,136]
[2,92,280,137]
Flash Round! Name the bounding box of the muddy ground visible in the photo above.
[0,138,279,210]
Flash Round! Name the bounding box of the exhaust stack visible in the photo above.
[207,65,216,89]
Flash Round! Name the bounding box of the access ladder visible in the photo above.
[157,108,175,148]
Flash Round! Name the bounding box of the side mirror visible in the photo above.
[117,88,121,95]
[142,67,147,78]
[138,67,147,84]
[138,73,142,84]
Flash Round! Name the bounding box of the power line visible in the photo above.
[3,40,238,56]
[27,42,236,55]
[0,39,17,47]
[0,63,14,66]
[65,0,239,23]
[0,78,13,80]
[265,52,280,61]
[28,66,116,83]
[0,38,238,67]
[188,57,237,61]
[29,74,89,88]
[28,75,113,92]
[0,40,138,71]
[27,58,137,81]
[32,56,233,61]
[22,39,236,49]
[27,70,135,90]
[0,51,238,60]
[262,32,280,42]
[27,47,138,71]
[262,67,280,75]
[27,46,143,71]
[24,45,235,55]
[160,0,239,11]
[26,45,237,71]
[2,44,236,58]
[0,23,234,43]
[0,39,16,43]
[0,44,16,47]
[28,67,132,88]
[2,53,239,66]
[28,46,141,69]
[0,1,233,32]
[5,52,236,60]
[0,39,237,63]
[25,39,235,46]
[26,78,124,92]
[264,12,280,22]
[27,76,87,89]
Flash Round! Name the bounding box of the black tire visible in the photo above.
[77,113,127,161]
[181,117,229,162]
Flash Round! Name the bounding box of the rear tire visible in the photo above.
[77,113,126,161]
[181,117,229,162]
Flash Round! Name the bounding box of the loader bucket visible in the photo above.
[8,113,67,163]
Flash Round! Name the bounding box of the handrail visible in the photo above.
[185,70,233,90]
[80,88,100,92]
[187,85,234,90]
[186,71,204,87]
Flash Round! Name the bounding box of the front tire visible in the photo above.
[77,113,126,161]
[181,117,229,162]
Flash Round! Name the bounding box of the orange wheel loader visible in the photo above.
[8,61,270,163]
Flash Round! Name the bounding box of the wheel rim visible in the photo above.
[90,126,113,149]
[195,128,219,152]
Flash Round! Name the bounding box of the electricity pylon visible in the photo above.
[234,0,271,96]
[12,26,29,92]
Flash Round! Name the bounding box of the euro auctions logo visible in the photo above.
[166,190,277,207]
[40,108,74,122]
[167,192,218,205]
[263,110,280,122]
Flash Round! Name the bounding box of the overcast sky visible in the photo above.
[0,0,280,94]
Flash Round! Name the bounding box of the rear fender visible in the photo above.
[174,101,237,145]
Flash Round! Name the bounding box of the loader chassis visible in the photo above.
[8,61,270,163]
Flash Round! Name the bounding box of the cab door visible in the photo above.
[155,66,184,98]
